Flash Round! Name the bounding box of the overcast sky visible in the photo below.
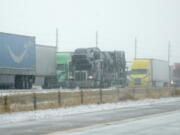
[0,0,180,64]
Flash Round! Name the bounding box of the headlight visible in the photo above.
[127,76,131,81]
[88,76,93,80]
[171,81,175,85]
[69,76,74,80]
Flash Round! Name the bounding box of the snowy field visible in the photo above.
[0,97,180,125]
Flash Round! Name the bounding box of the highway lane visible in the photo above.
[1,100,180,135]
[52,110,180,135]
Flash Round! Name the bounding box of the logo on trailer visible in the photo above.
[8,41,32,63]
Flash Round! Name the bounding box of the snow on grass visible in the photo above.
[0,97,180,125]
[0,88,113,96]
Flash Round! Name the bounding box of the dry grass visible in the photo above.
[0,87,180,114]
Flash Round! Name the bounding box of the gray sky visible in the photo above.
[0,0,180,64]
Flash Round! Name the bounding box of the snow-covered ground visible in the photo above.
[0,97,180,125]
[0,88,114,96]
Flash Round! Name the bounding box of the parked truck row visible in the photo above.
[39,47,126,88]
[0,32,127,89]
[1,32,180,89]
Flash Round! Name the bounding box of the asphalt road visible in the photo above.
[1,100,180,135]
[54,110,180,135]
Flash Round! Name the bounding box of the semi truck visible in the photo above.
[0,32,36,89]
[0,32,127,89]
[70,47,126,88]
[129,59,170,88]
[172,63,180,87]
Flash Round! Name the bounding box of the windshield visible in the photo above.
[131,69,147,74]
[174,72,180,77]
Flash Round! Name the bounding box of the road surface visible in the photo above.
[0,99,180,135]
[52,110,180,135]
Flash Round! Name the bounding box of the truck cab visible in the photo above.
[129,60,151,88]
[56,52,72,87]
[70,48,101,88]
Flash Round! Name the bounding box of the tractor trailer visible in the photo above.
[129,59,170,88]
[0,32,36,89]
[0,32,58,89]
[0,32,127,89]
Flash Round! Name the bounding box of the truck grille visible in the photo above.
[75,71,87,81]
[135,78,141,85]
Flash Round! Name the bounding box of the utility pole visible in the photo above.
[168,40,171,65]
[96,31,98,48]
[134,37,137,60]
[56,28,59,52]
[168,40,171,84]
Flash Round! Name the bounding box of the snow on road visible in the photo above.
[0,97,180,125]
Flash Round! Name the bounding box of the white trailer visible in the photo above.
[151,59,170,87]
[35,45,57,88]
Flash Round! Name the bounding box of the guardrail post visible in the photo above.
[58,91,61,106]
[80,89,84,104]
[33,93,37,110]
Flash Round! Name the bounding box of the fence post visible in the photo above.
[146,87,149,97]
[172,87,176,97]
[158,88,161,97]
[116,87,120,101]
[99,88,103,103]
[4,96,10,112]
[133,88,135,98]
[58,91,61,106]
[174,87,177,96]
[80,89,84,104]
[33,93,37,110]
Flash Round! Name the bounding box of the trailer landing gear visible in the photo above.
[15,75,34,89]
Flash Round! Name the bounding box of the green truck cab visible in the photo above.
[56,52,72,87]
